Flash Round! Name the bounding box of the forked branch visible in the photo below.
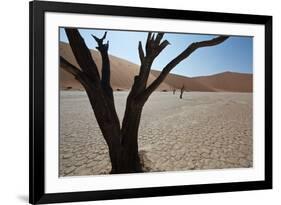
[92,32,113,98]
[132,32,170,95]
[142,35,229,99]
[92,32,109,52]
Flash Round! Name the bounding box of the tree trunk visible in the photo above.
[85,88,142,174]
[110,142,142,174]
[115,97,144,173]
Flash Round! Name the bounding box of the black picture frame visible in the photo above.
[29,0,272,204]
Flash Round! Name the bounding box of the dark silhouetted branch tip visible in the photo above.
[155,32,164,44]
[92,32,109,52]
[138,41,145,63]
[158,40,170,53]
[147,32,152,41]
[151,33,155,41]
[92,32,109,46]
[102,32,107,40]
[196,35,229,47]
[92,34,99,42]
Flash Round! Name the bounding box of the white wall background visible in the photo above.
[0,0,279,204]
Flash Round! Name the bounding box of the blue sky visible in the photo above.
[59,28,253,77]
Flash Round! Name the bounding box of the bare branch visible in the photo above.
[92,32,113,98]
[92,32,107,43]
[147,32,169,59]
[145,32,152,53]
[142,36,229,99]
[195,35,229,47]
[147,32,152,40]
[138,41,145,64]
[150,33,155,41]
[155,39,170,58]
[65,28,101,84]
[101,31,107,40]
[130,32,171,97]
[60,56,81,77]
[60,56,92,90]
[92,32,109,52]
[92,35,99,43]
[155,32,164,45]
[159,40,170,51]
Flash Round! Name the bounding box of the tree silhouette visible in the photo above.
[60,28,229,173]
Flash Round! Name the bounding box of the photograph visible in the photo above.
[29,1,272,203]
[58,28,253,176]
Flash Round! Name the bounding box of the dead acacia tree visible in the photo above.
[180,85,185,99]
[60,28,228,173]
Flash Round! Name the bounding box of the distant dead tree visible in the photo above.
[180,85,185,99]
[60,28,228,173]
[173,88,176,95]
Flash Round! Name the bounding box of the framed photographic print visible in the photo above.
[29,0,272,204]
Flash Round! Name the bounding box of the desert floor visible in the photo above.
[59,91,253,176]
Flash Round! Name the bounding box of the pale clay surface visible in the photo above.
[59,91,253,176]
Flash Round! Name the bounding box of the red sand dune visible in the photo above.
[60,42,252,92]
[60,42,171,91]
[150,70,253,92]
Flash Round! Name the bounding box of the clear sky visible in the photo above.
[59,28,253,77]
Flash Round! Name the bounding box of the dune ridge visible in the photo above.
[60,42,252,92]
